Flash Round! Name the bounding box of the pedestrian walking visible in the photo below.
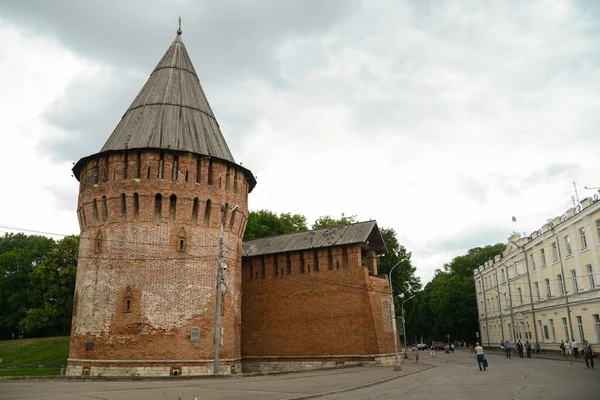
[517,340,524,358]
[475,342,486,371]
[525,340,531,358]
[505,340,512,358]
[565,340,572,357]
[582,340,595,369]
[535,341,541,354]
[560,340,565,356]
[572,340,580,359]
[430,347,436,358]
[450,343,455,354]
[411,344,419,364]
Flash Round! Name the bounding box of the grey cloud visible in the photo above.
[433,226,508,253]
[493,162,579,197]
[459,176,490,204]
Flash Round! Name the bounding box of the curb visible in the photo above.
[280,364,435,400]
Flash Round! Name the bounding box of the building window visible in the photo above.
[518,288,523,304]
[121,193,127,218]
[204,199,212,226]
[545,278,551,298]
[551,242,558,262]
[587,264,596,288]
[593,314,600,343]
[534,282,540,301]
[192,198,199,225]
[274,256,279,276]
[515,262,520,275]
[562,317,570,342]
[342,247,349,267]
[579,228,588,250]
[564,236,572,256]
[327,248,333,270]
[195,156,201,184]
[540,249,547,266]
[92,199,99,224]
[501,269,506,283]
[229,210,236,231]
[557,274,564,296]
[207,159,213,186]
[126,299,131,312]
[543,325,549,340]
[135,151,141,179]
[172,155,179,181]
[123,152,128,179]
[286,253,291,275]
[133,193,139,218]
[158,151,164,179]
[249,263,253,280]
[314,250,319,272]
[570,269,579,292]
[233,169,238,194]
[154,194,162,221]
[530,254,536,271]
[178,238,185,252]
[299,252,305,274]
[225,166,230,190]
[102,196,108,222]
[576,316,585,341]
[169,195,177,221]
[95,231,102,253]
[549,319,556,342]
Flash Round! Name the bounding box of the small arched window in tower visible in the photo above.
[133,193,139,218]
[95,230,102,253]
[328,248,333,270]
[274,255,279,276]
[286,253,291,275]
[124,286,132,313]
[204,199,212,226]
[233,169,238,194]
[169,194,177,221]
[192,198,199,225]
[343,247,349,267]
[207,159,213,186]
[121,193,127,218]
[314,250,319,272]
[177,228,186,252]
[195,156,201,184]
[299,252,305,274]
[225,166,231,190]
[158,151,164,179]
[92,159,99,185]
[81,208,88,229]
[172,155,179,181]
[92,199,99,224]
[261,256,266,278]
[101,196,108,223]
[185,170,188,182]
[103,155,110,182]
[154,194,163,221]
[147,167,150,180]
[135,151,141,179]
[123,152,128,179]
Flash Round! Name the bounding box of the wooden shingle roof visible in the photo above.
[242,221,387,257]
[73,29,255,190]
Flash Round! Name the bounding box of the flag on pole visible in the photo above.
[512,216,517,222]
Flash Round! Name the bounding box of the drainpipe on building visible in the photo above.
[517,243,539,344]
[494,269,505,345]
[477,269,489,348]
[552,229,576,341]
[504,267,515,342]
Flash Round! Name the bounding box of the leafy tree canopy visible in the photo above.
[311,213,357,230]
[244,210,308,240]
[442,243,506,278]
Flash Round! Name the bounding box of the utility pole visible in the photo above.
[213,204,238,375]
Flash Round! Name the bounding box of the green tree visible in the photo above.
[0,233,56,339]
[378,228,421,300]
[311,213,357,230]
[243,210,308,240]
[20,235,79,336]
[442,243,506,277]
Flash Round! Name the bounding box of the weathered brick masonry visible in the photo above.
[67,29,396,376]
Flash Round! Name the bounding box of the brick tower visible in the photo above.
[67,26,255,376]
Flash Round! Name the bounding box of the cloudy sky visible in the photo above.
[1,0,599,284]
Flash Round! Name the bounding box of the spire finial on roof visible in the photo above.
[177,15,182,35]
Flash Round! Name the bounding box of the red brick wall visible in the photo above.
[241,245,395,359]
[69,151,250,372]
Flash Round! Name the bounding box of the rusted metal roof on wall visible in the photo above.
[242,221,387,257]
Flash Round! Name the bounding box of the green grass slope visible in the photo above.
[0,336,69,366]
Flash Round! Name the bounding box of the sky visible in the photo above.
[1,0,599,284]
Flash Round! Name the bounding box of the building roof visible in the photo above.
[242,221,387,257]
[72,28,256,190]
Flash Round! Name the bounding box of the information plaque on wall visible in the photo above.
[191,327,200,343]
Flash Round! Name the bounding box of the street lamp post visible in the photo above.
[387,255,409,371]
[399,293,415,358]
[213,204,239,375]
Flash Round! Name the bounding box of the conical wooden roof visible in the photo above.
[73,30,255,190]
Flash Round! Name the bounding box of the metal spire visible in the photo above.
[177,15,182,35]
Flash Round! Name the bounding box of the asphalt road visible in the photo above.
[0,351,598,400]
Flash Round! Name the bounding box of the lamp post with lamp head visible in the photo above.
[399,292,415,358]
[387,255,410,370]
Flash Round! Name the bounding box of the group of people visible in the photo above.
[559,339,580,358]
[501,339,532,358]
[499,339,595,368]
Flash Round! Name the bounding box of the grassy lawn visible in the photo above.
[0,368,62,377]
[0,336,69,366]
